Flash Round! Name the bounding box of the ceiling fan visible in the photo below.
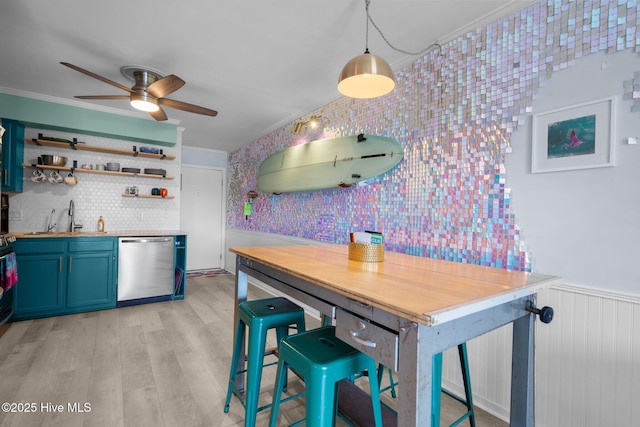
[60,62,218,121]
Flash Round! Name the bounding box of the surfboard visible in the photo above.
[258,134,403,193]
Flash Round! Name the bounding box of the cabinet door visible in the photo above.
[66,239,116,311]
[1,119,25,192]
[13,252,65,319]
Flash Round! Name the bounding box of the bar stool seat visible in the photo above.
[224,297,306,427]
[269,325,383,427]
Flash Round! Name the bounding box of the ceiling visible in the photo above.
[0,0,531,153]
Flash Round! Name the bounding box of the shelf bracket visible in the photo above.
[69,138,78,150]
[32,138,42,146]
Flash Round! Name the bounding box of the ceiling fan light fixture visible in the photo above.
[130,93,160,112]
[338,50,395,98]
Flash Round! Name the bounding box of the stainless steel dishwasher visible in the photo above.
[117,236,174,303]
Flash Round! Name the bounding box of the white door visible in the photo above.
[180,166,224,270]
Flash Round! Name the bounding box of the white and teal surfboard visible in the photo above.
[258,134,403,193]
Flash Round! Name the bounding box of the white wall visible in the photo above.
[507,49,640,297]
[181,145,227,169]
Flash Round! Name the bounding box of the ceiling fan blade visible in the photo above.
[146,74,185,98]
[75,95,130,100]
[149,107,168,121]
[60,62,133,93]
[159,98,218,117]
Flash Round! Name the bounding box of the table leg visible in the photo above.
[397,322,435,427]
[233,261,249,395]
[510,311,535,427]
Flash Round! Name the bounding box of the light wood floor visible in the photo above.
[0,274,508,427]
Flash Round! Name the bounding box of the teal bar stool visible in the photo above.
[224,297,306,427]
[433,343,476,427]
[269,325,383,427]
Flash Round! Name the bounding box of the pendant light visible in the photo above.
[338,0,395,99]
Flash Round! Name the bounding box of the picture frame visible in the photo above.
[531,97,615,173]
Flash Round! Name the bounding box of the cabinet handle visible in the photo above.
[3,169,7,185]
[69,256,72,272]
[59,256,62,272]
[349,330,377,348]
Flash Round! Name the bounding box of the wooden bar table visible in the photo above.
[230,244,561,427]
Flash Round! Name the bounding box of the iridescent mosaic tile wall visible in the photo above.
[228,0,639,271]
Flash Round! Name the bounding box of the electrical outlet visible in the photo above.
[137,212,144,221]
[10,210,23,220]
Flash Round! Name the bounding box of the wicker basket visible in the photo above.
[348,242,384,262]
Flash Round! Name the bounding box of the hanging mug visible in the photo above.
[48,170,63,184]
[64,172,77,185]
[31,169,47,183]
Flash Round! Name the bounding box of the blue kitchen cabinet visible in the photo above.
[66,238,116,313]
[13,239,66,319]
[1,119,25,193]
[14,237,117,320]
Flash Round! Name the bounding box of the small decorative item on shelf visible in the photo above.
[160,188,168,197]
[151,188,160,196]
[140,146,160,154]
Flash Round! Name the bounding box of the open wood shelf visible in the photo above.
[26,137,176,160]
[25,163,174,180]
[122,194,175,200]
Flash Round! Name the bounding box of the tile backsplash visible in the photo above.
[10,128,181,233]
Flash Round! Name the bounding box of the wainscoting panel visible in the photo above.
[441,285,640,426]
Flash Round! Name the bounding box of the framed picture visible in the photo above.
[531,97,615,173]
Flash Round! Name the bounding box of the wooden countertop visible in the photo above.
[231,244,561,326]
[14,230,186,238]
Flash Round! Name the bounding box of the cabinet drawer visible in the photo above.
[16,238,66,254]
[335,307,398,371]
[69,238,115,252]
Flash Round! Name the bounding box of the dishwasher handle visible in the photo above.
[120,237,173,244]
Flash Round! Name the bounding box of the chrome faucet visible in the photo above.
[68,200,82,232]
[47,208,56,232]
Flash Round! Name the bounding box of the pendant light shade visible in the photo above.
[338,50,395,98]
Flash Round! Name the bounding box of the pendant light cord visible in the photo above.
[364,0,442,56]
